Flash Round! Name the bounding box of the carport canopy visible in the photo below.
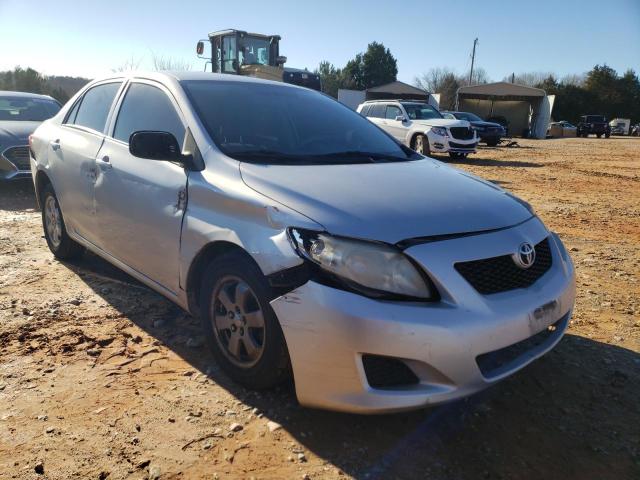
[456,82,550,138]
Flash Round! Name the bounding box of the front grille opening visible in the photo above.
[455,238,552,295]
[362,354,419,389]
[3,146,30,170]
[476,314,567,379]
[449,127,474,140]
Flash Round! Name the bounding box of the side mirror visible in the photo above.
[196,41,204,55]
[276,55,287,66]
[395,115,407,122]
[129,131,190,166]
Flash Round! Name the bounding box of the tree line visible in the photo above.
[314,43,639,124]
[0,67,89,104]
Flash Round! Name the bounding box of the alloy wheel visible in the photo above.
[210,275,266,368]
[44,195,62,249]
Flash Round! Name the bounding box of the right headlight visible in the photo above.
[288,228,435,300]
[430,126,448,137]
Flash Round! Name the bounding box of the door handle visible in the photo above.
[96,155,112,170]
[50,139,61,151]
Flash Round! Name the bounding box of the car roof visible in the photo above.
[363,99,427,104]
[0,90,58,101]
[85,71,296,89]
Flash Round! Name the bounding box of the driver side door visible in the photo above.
[383,104,408,142]
[92,80,189,295]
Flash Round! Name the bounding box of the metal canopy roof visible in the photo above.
[366,81,429,96]
[458,82,546,99]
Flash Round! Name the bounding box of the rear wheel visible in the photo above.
[485,139,499,147]
[41,184,84,260]
[413,134,430,156]
[199,252,291,389]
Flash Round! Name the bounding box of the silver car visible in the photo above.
[30,72,576,413]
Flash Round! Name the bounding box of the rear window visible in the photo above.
[71,82,122,133]
[0,96,60,121]
[586,115,606,123]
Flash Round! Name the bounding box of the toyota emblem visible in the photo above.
[512,242,536,269]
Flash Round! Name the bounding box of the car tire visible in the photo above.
[413,134,430,156]
[40,183,84,260]
[605,133,610,138]
[449,152,467,159]
[596,133,602,138]
[486,139,499,147]
[199,251,291,390]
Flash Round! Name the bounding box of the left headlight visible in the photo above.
[288,228,434,300]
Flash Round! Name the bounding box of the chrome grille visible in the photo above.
[449,127,475,140]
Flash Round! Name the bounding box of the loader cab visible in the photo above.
[197,30,286,82]
[196,29,321,90]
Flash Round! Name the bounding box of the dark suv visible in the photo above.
[577,115,611,138]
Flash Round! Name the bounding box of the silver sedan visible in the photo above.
[30,72,575,413]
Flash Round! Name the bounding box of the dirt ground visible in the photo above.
[0,137,638,480]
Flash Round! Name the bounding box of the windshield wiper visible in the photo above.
[229,149,411,165]
[309,151,408,163]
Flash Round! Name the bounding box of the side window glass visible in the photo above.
[64,99,81,124]
[73,82,122,133]
[113,83,185,146]
[360,104,370,117]
[386,106,402,119]
[370,104,385,118]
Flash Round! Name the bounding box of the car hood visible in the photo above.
[240,158,533,244]
[412,118,469,128]
[0,121,42,146]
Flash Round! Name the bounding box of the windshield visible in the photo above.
[0,96,60,121]
[586,115,606,123]
[401,103,443,120]
[239,36,270,66]
[453,111,483,122]
[183,80,416,164]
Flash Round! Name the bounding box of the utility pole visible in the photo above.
[468,38,478,85]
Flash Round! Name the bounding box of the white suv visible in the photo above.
[357,100,478,158]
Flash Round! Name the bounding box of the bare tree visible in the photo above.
[414,67,461,110]
[502,71,556,86]
[111,55,143,73]
[463,67,490,86]
[151,53,192,72]
[560,73,586,86]
[414,67,455,92]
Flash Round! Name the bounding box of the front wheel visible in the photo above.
[449,152,468,159]
[41,184,84,260]
[485,139,499,147]
[199,252,291,389]
[605,133,610,138]
[413,134,430,156]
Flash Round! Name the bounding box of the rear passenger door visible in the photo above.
[92,80,188,295]
[52,81,123,243]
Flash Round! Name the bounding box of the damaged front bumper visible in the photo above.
[270,217,576,413]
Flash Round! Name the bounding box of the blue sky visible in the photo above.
[1,0,639,82]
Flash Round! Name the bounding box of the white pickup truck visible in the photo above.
[357,100,478,158]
